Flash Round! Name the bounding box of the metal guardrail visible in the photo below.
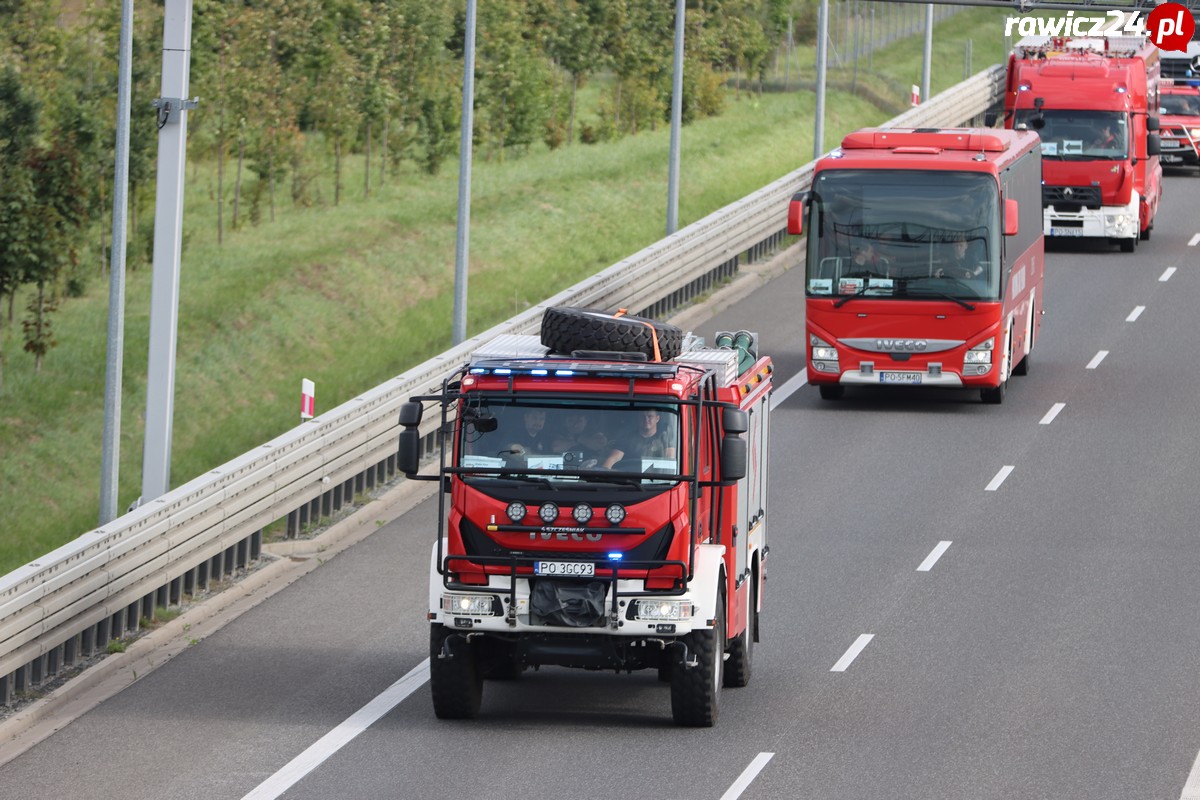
[0,66,1006,706]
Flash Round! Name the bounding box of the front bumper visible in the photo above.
[1044,197,1140,241]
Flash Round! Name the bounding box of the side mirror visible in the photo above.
[1147,133,1161,156]
[787,190,809,236]
[720,437,747,483]
[1147,115,1160,132]
[398,428,421,476]
[399,401,423,426]
[723,407,749,435]
[1004,198,1020,236]
[984,111,998,128]
[398,400,424,476]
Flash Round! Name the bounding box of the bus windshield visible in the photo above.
[457,398,681,485]
[806,169,1001,302]
[1013,109,1129,160]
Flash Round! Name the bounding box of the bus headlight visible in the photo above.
[635,599,694,621]
[810,334,839,372]
[442,594,498,616]
[964,340,993,375]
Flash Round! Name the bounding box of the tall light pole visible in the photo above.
[666,0,685,235]
[815,0,829,160]
[452,0,477,345]
[100,0,134,524]
[141,0,196,504]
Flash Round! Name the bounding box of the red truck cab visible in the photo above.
[1006,36,1163,252]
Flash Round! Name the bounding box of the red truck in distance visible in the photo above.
[1158,80,1200,172]
[1005,35,1163,252]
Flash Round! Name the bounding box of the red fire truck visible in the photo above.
[397,308,772,726]
[787,127,1044,404]
[1005,35,1163,252]
[1158,80,1200,172]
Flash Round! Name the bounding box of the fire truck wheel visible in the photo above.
[540,307,684,361]
[429,623,483,719]
[1119,237,1136,253]
[723,582,755,688]
[670,598,724,727]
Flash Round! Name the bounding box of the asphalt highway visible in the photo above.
[2,169,1200,799]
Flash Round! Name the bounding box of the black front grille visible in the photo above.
[1043,185,1101,209]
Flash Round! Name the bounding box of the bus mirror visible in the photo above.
[398,428,421,476]
[1004,198,1019,236]
[399,401,423,427]
[720,436,747,482]
[1147,115,1160,132]
[787,191,809,235]
[1147,133,1161,157]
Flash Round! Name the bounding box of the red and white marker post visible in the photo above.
[301,378,315,420]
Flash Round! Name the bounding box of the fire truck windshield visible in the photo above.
[1161,94,1200,116]
[1013,109,1129,160]
[806,169,1001,301]
[457,399,681,485]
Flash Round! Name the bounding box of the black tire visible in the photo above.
[429,623,483,719]
[723,580,756,688]
[818,384,844,400]
[981,329,1012,404]
[670,597,724,727]
[1120,237,1136,253]
[1012,350,1030,376]
[540,307,684,361]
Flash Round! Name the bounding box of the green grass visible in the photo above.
[0,7,1013,576]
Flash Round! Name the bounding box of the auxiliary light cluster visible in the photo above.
[505,501,627,525]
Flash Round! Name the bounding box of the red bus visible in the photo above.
[787,127,1044,404]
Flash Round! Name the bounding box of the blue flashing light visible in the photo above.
[607,552,623,561]
[530,368,548,376]
[1116,87,1127,93]
[554,369,575,376]
[494,368,512,375]
[469,368,487,374]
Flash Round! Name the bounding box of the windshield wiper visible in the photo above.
[915,291,975,310]
[833,288,870,308]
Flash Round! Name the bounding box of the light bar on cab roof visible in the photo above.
[468,359,679,380]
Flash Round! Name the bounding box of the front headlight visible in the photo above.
[963,339,993,375]
[634,599,694,621]
[1190,128,1200,139]
[442,594,498,616]
[810,334,839,367]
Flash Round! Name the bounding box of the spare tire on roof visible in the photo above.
[540,307,684,362]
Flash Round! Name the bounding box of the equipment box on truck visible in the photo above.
[397,308,773,726]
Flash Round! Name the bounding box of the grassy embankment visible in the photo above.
[0,7,1013,575]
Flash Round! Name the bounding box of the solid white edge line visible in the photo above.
[1160,267,1177,282]
[720,752,776,800]
[241,659,432,800]
[831,634,874,672]
[1188,233,1200,247]
[770,368,809,411]
[917,541,952,572]
[1039,402,1066,425]
[985,465,1014,492]
[1086,350,1109,370]
[1126,305,1145,322]
[1179,747,1200,800]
